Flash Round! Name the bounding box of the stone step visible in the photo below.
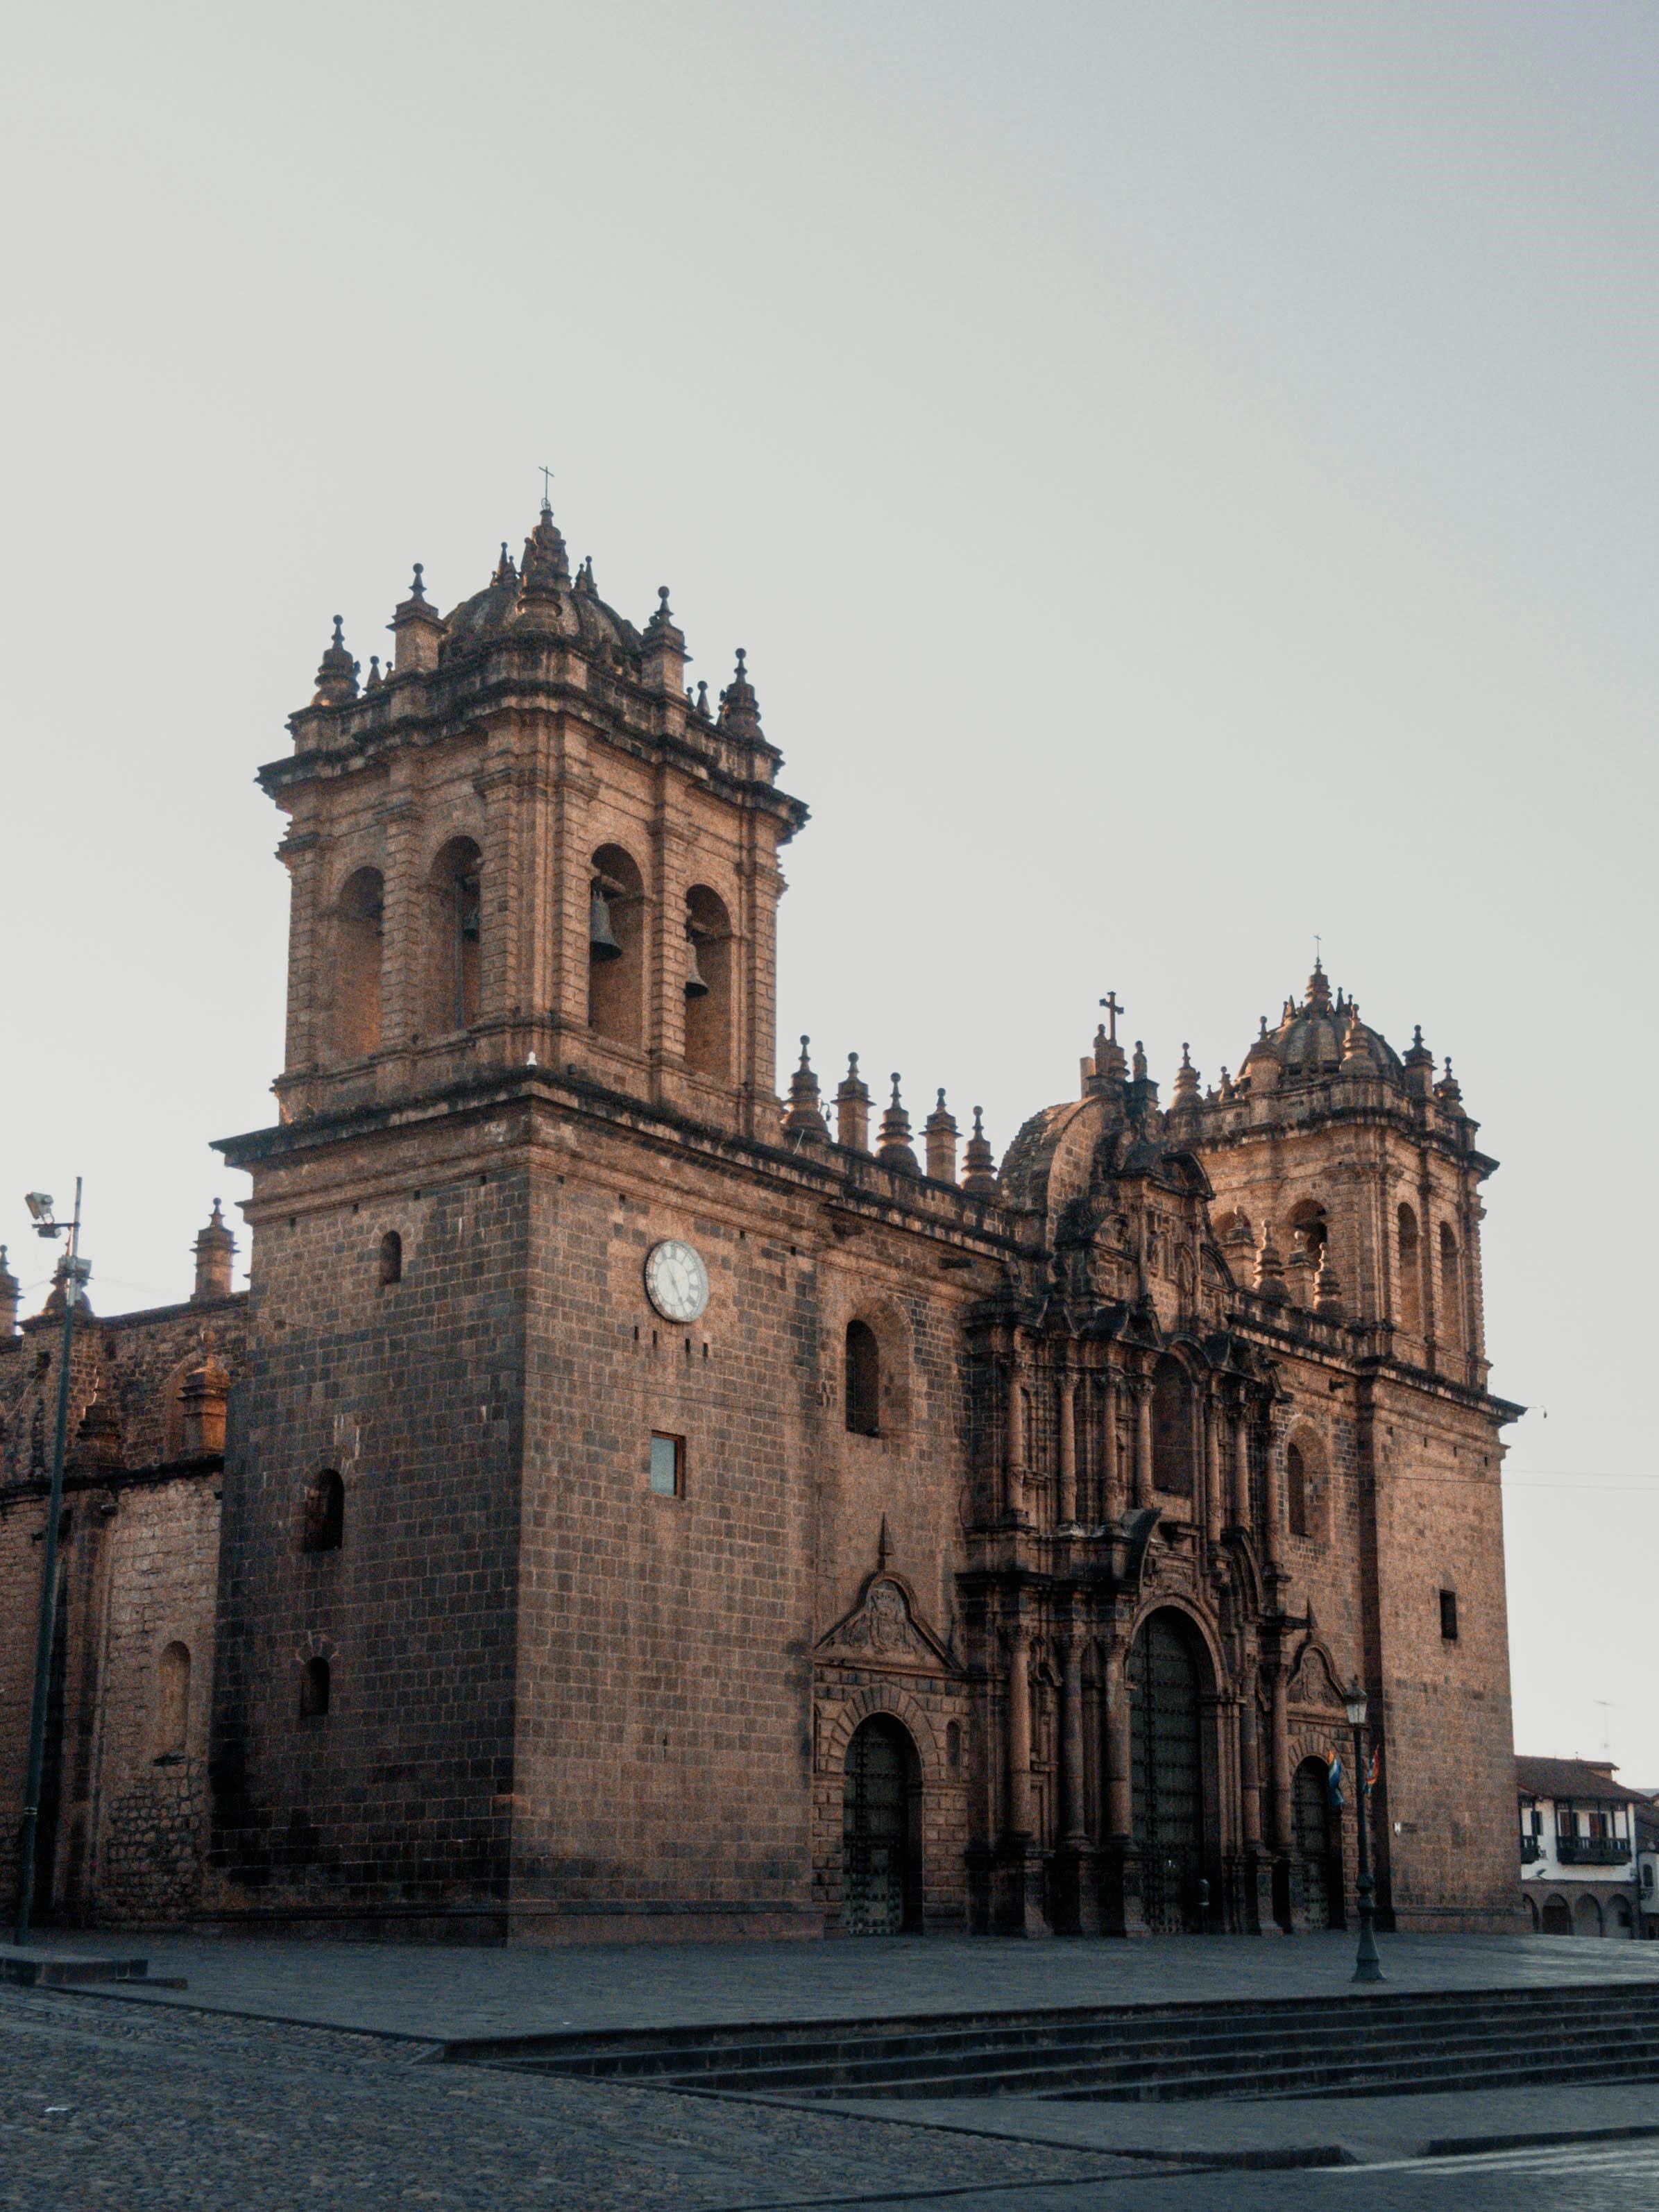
[0,1946,151,1990]
[459,1981,1659,2106]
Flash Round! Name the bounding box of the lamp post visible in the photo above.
[12,1182,87,1948]
[1345,1681,1384,1984]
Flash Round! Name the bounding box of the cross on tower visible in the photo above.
[1099,992,1121,1043]
[539,464,554,509]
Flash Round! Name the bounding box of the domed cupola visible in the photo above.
[1240,961,1404,1094]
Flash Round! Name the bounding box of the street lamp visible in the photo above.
[12,1180,87,1947]
[1345,1681,1384,1984]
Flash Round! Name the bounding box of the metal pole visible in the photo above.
[1352,1714,1384,1983]
[12,1179,82,1947]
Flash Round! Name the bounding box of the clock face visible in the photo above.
[644,1239,709,1324]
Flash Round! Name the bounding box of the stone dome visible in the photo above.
[1244,964,1403,1088]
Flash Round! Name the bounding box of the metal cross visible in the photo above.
[539,464,554,508]
[1099,992,1121,1043]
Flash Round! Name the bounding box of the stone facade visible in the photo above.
[0,495,1524,1937]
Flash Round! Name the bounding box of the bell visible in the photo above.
[683,932,711,1000]
[588,885,622,962]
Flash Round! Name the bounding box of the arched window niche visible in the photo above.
[302,1469,345,1555]
[378,1230,403,1286]
[1150,1356,1196,1497]
[157,1640,190,1758]
[1439,1223,1462,1350]
[299,1656,331,1719]
[683,884,733,1082]
[588,843,645,1049]
[1397,1203,1422,1334]
[845,1320,880,1436]
[334,867,385,1060]
[429,836,482,1032]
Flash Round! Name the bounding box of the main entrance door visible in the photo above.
[842,1717,921,1934]
[1128,1610,1206,1933]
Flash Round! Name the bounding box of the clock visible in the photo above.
[644,1239,709,1324]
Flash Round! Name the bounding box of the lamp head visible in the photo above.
[1344,1685,1370,1728]
[24,1193,53,1224]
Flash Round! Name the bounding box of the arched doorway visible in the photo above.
[1128,1610,1209,1933]
[1293,1757,1344,1930]
[1575,1893,1605,1937]
[1542,1894,1572,1934]
[842,1717,921,1935]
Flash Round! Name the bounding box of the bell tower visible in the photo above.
[266,500,806,1139]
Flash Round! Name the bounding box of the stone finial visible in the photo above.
[1253,1223,1290,1306]
[312,614,359,707]
[1285,1240,1317,1308]
[389,561,448,675]
[364,655,382,692]
[179,1358,230,1458]
[0,1245,19,1337]
[1306,958,1332,1010]
[924,1089,959,1184]
[717,647,763,742]
[783,1037,831,1148]
[1169,1042,1201,1123]
[878,1075,921,1176]
[694,679,711,720]
[518,497,572,609]
[1132,1038,1148,1082]
[68,1395,124,1474]
[641,584,688,697]
[193,1199,236,1302]
[1404,1021,1435,1099]
[1315,1251,1347,1321]
[962,1105,998,1199]
[1434,1056,1464,1111]
[835,1053,871,1153]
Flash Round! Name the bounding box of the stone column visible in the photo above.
[1060,1639,1087,1846]
[1132,1375,1152,1510]
[1268,1662,1292,1857]
[1005,1624,1032,1842]
[1005,1334,1029,1522]
[1202,1390,1221,1550]
[1099,1637,1146,1937]
[1100,1370,1123,1522]
[1057,1367,1078,1529]
[1232,1398,1250,1531]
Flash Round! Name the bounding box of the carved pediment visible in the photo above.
[817,1574,955,1673]
[1289,1639,1345,1711]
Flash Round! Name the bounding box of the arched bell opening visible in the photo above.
[588,844,645,1048]
[333,867,385,1061]
[683,884,732,1082]
[1438,1222,1462,1351]
[1541,1893,1572,1935]
[429,836,483,1033]
[1291,1755,1345,1930]
[840,1715,922,1934]
[1126,1608,1216,1932]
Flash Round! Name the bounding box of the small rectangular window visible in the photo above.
[649,1432,685,1497]
[1439,1588,1458,1642]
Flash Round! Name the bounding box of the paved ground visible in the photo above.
[29,1928,1659,2041]
[7,1980,1659,2211]
[10,1934,1659,2208]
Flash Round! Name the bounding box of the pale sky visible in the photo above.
[4,5,1656,1776]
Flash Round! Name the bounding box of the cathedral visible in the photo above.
[0,495,1524,1941]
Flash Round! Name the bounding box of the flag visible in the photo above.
[1366,1746,1381,1792]
[1327,1751,1345,1807]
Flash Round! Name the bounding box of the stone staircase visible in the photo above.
[444,1982,1659,2104]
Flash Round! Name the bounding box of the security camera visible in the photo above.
[24,1193,53,1223]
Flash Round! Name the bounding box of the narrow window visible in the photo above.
[157,1641,190,1756]
[334,867,385,1060]
[299,1656,330,1718]
[845,1320,880,1436]
[1439,1588,1458,1642]
[1439,1223,1462,1350]
[649,1431,685,1497]
[378,1230,402,1286]
[302,1470,345,1554]
[1397,1204,1422,1334]
[427,837,482,1030]
[1286,1443,1309,1538]
[1150,1356,1194,1496]
[946,1719,962,1771]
